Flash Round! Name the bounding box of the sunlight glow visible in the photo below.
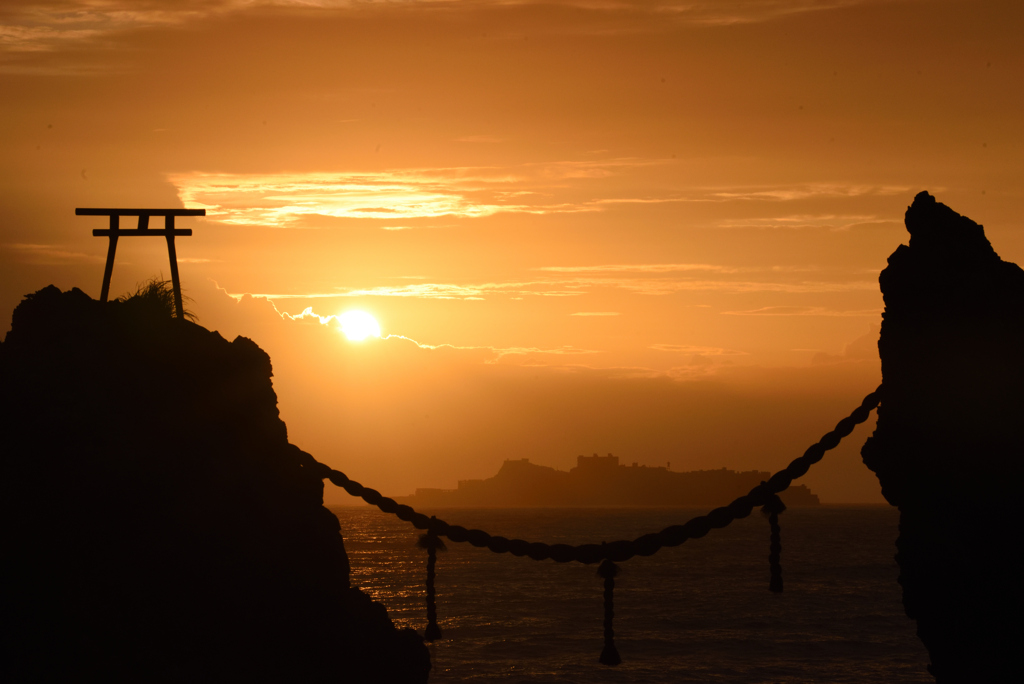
[338,310,381,341]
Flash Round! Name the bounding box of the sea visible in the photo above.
[331,506,932,683]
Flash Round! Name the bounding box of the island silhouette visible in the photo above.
[399,453,819,509]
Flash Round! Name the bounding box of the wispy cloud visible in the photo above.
[0,2,215,55]
[700,184,911,203]
[336,282,573,299]
[650,344,748,355]
[171,170,524,225]
[1,0,882,68]
[379,333,598,360]
[574,277,877,296]
[168,168,916,230]
[228,281,585,301]
[537,263,740,274]
[717,214,897,230]
[276,303,599,361]
[169,161,665,227]
[721,306,881,316]
[228,274,875,302]
[651,0,879,26]
[178,257,218,264]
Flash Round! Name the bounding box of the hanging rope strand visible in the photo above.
[418,516,446,641]
[597,558,622,666]
[762,494,787,593]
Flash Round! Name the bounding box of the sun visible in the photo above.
[337,310,381,341]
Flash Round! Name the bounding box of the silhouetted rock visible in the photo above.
[862,192,1024,682]
[1,285,429,682]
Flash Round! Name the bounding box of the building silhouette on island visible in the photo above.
[399,453,820,509]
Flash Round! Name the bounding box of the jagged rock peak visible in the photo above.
[880,192,1024,321]
[904,190,995,259]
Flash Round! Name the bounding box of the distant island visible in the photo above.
[398,453,820,508]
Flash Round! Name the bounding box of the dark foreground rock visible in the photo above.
[862,192,1024,682]
[0,286,430,682]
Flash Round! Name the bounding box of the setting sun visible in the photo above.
[337,310,381,341]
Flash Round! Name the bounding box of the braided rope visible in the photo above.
[297,386,881,565]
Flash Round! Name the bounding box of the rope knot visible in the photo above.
[597,558,619,580]
[760,491,787,517]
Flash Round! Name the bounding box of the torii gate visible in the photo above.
[76,208,205,319]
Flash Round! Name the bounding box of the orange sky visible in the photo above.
[2,0,1022,503]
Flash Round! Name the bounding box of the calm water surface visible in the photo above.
[331,506,931,683]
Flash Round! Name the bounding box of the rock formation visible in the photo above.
[862,192,1024,682]
[0,285,430,682]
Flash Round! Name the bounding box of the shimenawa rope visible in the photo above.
[294,386,882,664]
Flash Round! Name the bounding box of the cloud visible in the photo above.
[168,161,666,227]
[701,184,912,203]
[228,274,876,302]
[269,303,601,362]
[537,263,740,274]
[0,0,887,77]
[384,334,599,362]
[171,170,527,225]
[577,277,878,296]
[233,282,583,300]
[650,344,748,355]
[0,1,217,56]
[717,215,898,231]
[229,275,876,302]
[282,306,340,326]
[721,306,880,316]
[166,167,920,231]
[0,1,882,55]
[651,0,880,26]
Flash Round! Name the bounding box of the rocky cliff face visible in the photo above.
[862,192,1024,682]
[0,285,429,682]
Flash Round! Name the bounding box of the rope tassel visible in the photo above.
[418,517,446,641]
[597,558,622,666]
[761,493,787,593]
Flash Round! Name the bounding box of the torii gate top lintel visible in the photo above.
[76,208,206,217]
[77,207,206,319]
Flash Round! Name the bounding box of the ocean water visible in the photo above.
[332,506,932,683]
